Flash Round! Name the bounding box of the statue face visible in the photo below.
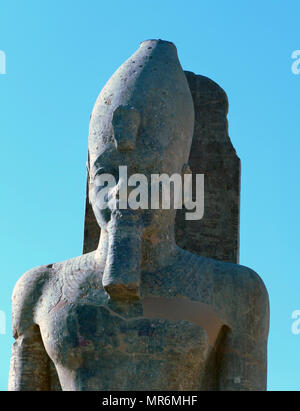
[88,143,171,231]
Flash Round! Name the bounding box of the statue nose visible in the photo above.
[102,219,143,301]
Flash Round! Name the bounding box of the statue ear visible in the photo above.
[112,105,141,151]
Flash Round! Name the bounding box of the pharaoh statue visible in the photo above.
[9,39,269,391]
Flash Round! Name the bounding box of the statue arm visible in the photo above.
[8,266,52,391]
[217,268,270,391]
[9,325,51,390]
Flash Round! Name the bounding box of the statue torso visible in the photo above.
[36,251,227,391]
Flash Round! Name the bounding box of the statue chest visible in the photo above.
[40,301,210,390]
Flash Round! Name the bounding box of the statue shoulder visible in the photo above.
[11,264,53,338]
[211,259,269,325]
[11,252,98,337]
[185,252,269,321]
[229,263,269,307]
[235,263,269,319]
[192,254,269,302]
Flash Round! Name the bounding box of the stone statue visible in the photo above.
[9,39,269,391]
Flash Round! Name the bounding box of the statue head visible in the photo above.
[88,39,194,300]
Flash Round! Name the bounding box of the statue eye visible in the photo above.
[95,167,107,177]
[95,166,119,177]
[93,168,118,188]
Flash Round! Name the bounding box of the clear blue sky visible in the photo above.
[0,0,299,391]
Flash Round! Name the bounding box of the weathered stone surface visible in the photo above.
[83,73,240,264]
[9,40,269,391]
[176,72,240,263]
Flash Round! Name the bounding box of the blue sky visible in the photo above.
[0,0,299,391]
